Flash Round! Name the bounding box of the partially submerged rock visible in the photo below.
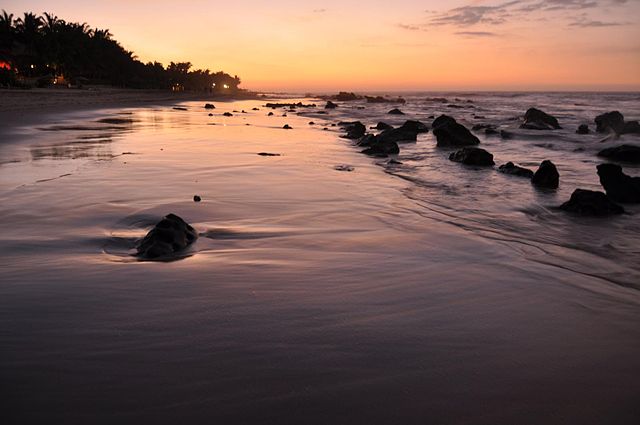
[498,162,534,178]
[576,124,590,134]
[623,121,640,134]
[283,124,292,129]
[136,214,198,259]
[597,163,640,203]
[595,111,625,134]
[520,108,561,130]
[597,144,640,163]
[532,160,560,189]
[361,139,400,157]
[223,112,233,117]
[373,122,393,131]
[334,164,355,172]
[258,152,281,156]
[559,189,624,216]
[340,121,366,139]
[449,147,494,166]
[388,108,405,115]
[325,101,338,109]
[204,103,215,109]
[365,96,406,104]
[432,115,480,147]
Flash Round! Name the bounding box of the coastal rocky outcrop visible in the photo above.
[325,101,338,109]
[136,214,198,259]
[597,163,640,203]
[365,96,406,104]
[340,121,366,139]
[559,189,625,216]
[449,147,494,166]
[597,144,640,163]
[595,111,625,134]
[532,160,559,189]
[265,102,316,108]
[333,92,361,101]
[576,124,589,134]
[432,115,480,147]
[520,108,561,130]
[498,162,534,178]
[388,108,404,115]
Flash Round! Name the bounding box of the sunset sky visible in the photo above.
[4,0,640,91]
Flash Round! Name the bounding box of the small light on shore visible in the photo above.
[223,84,229,89]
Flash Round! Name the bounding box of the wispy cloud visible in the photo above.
[455,31,499,37]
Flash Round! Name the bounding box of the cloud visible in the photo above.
[569,19,624,26]
[430,0,631,27]
[312,8,327,13]
[397,23,422,31]
[455,31,499,36]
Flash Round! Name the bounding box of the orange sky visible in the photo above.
[5,0,640,91]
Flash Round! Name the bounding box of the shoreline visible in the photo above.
[0,87,262,138]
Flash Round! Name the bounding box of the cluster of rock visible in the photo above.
[265,102,317,109]
[365,96,406,104]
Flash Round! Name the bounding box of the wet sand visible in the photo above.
[1,95,640,424]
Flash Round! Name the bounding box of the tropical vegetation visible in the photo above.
[0,11,242,92]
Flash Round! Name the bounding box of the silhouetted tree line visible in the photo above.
[0,11,241,91]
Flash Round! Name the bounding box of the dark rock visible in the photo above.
[559,189,624,216]
[258,152,281,156]
[309,121,315,125]
[623,121,640,134]
[373,122,393,131]
[357,134,377,147]
[597,144,640,163]
[597,163,640,203]
[334,164,355,172]
[98,118,134,125]
[595,111,625,134]
[432,114,457,130]
[265,102,316,108]
[173,107,188,111]
[576,124,590,134]
[283,124,292,130]
[485,127,499,136]
[136,214,198,259]
[532,160,559,189]
[520,108,561,130]
[498,162,534,178]
[388,108,405,115]
[325,101,338,109]
[426,97,448,103]
[208,113,213,117]
[401,120,429,133]
[267,112,274,116]
[193,195,201,202]
[432,115,480,147]
[365,96,406,104]
[204,103,215,109]
[223,112,233,117]
[361,139,400,156]
[252,107,260,111]
[341,121,366,139]
[449,147,494,166]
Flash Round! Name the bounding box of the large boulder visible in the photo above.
[204,103,215,109]
[376,120,428,144]
[531,160,559,189]
[136,214,198,259]
[432,115,480,147]
[560,189,625,216]
[595,111,625,134]
[597,144,640,163]
[498,162,534,178]
[449,147,494,166]
[401,120,429,133]
[340,121,366,139]
[520,108,561,130]
[361,139,400,156]
[597,163,640,203]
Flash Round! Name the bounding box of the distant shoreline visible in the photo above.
[0,87,262,138]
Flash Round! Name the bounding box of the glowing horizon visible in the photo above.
[4,0,640,91]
